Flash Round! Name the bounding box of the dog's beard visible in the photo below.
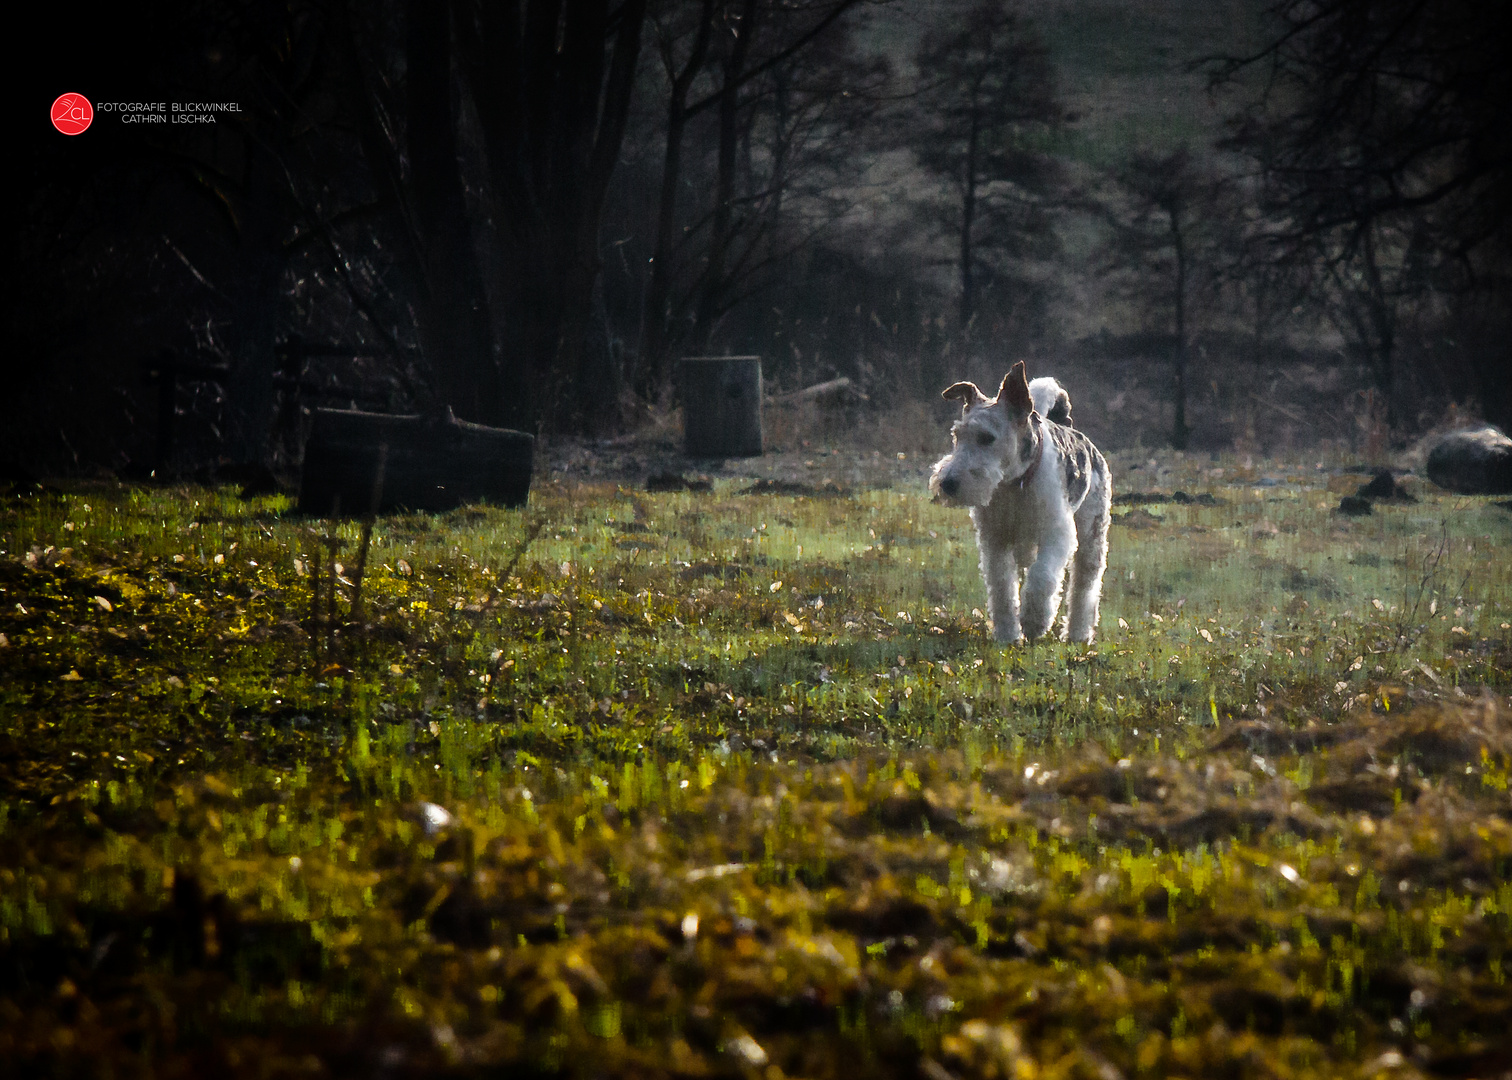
[928,456,955,503]
[928,452,1007,507]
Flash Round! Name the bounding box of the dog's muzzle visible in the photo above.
[938,474,961,499]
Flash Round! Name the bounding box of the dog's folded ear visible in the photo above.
[998,362,1033,415]
[941,381,987,407]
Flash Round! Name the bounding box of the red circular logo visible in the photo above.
[51,93,94,135]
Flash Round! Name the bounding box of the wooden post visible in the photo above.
[680,356,763,458]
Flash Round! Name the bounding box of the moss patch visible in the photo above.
[1,467,1510,1077]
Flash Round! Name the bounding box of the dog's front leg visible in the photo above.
[975,526,1022,643]
[1019,522,1076,640]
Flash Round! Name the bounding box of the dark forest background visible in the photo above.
[11,0,1511,475]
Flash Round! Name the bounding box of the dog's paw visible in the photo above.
[1063,618,1096,643]
[992,623,1023,644]
[1019,616,1053,640]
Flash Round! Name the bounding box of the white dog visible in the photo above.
[929,362,1111,643]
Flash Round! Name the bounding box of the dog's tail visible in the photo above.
[1029,377,1072,426]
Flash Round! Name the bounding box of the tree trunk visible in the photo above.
[406,0,501,425]
[1360,224,1398,430]
[638,103,689,397]
[222,146,286,465]
[562,0,647,433]
[639,0,716,399]
[450,0,539,431]
[457,0,646,434]
[1170,203,1189,449]
[335,2,433,410]
[693,0,759,353]
[959,110,980,330]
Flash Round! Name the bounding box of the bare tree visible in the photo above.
[1213,0,1512,429]
[455,0,649,433]
[690,5,888,350]
[637,0,718,398]
[633,0,876,398]
[910,0,1061,332]
[404,0,503,425]
[1098,146,1226,449]
[339,0,649,433]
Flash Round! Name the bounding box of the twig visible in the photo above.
[1395,528,1444,650]
[349,444,389,629]
[308,530,325,663]
[325,532,342,657]
[1247,392,1308,424]
[1393,522,1468,652]
[349,521,375,630]
[500,514,548,582]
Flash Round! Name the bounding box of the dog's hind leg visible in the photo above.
[1020,522,1075,640]
[1064,477,1110,643]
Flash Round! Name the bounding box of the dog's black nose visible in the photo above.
[940,475,959,497]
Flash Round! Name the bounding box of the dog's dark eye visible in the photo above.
[976,432,996,447]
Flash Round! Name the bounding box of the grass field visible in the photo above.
[2,456,1510,1078]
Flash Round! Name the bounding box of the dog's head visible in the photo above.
[928,362,1039,506]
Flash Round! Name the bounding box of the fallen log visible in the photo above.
[298,408,533,516]
[772,376,866,408]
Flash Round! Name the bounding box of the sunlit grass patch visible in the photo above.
[1,465,1510,1076]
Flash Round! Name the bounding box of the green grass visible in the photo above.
[2,460,1510,1077]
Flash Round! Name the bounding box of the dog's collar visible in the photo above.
[1017,415,1044,489]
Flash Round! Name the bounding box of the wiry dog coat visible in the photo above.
[929,362,1111,643]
